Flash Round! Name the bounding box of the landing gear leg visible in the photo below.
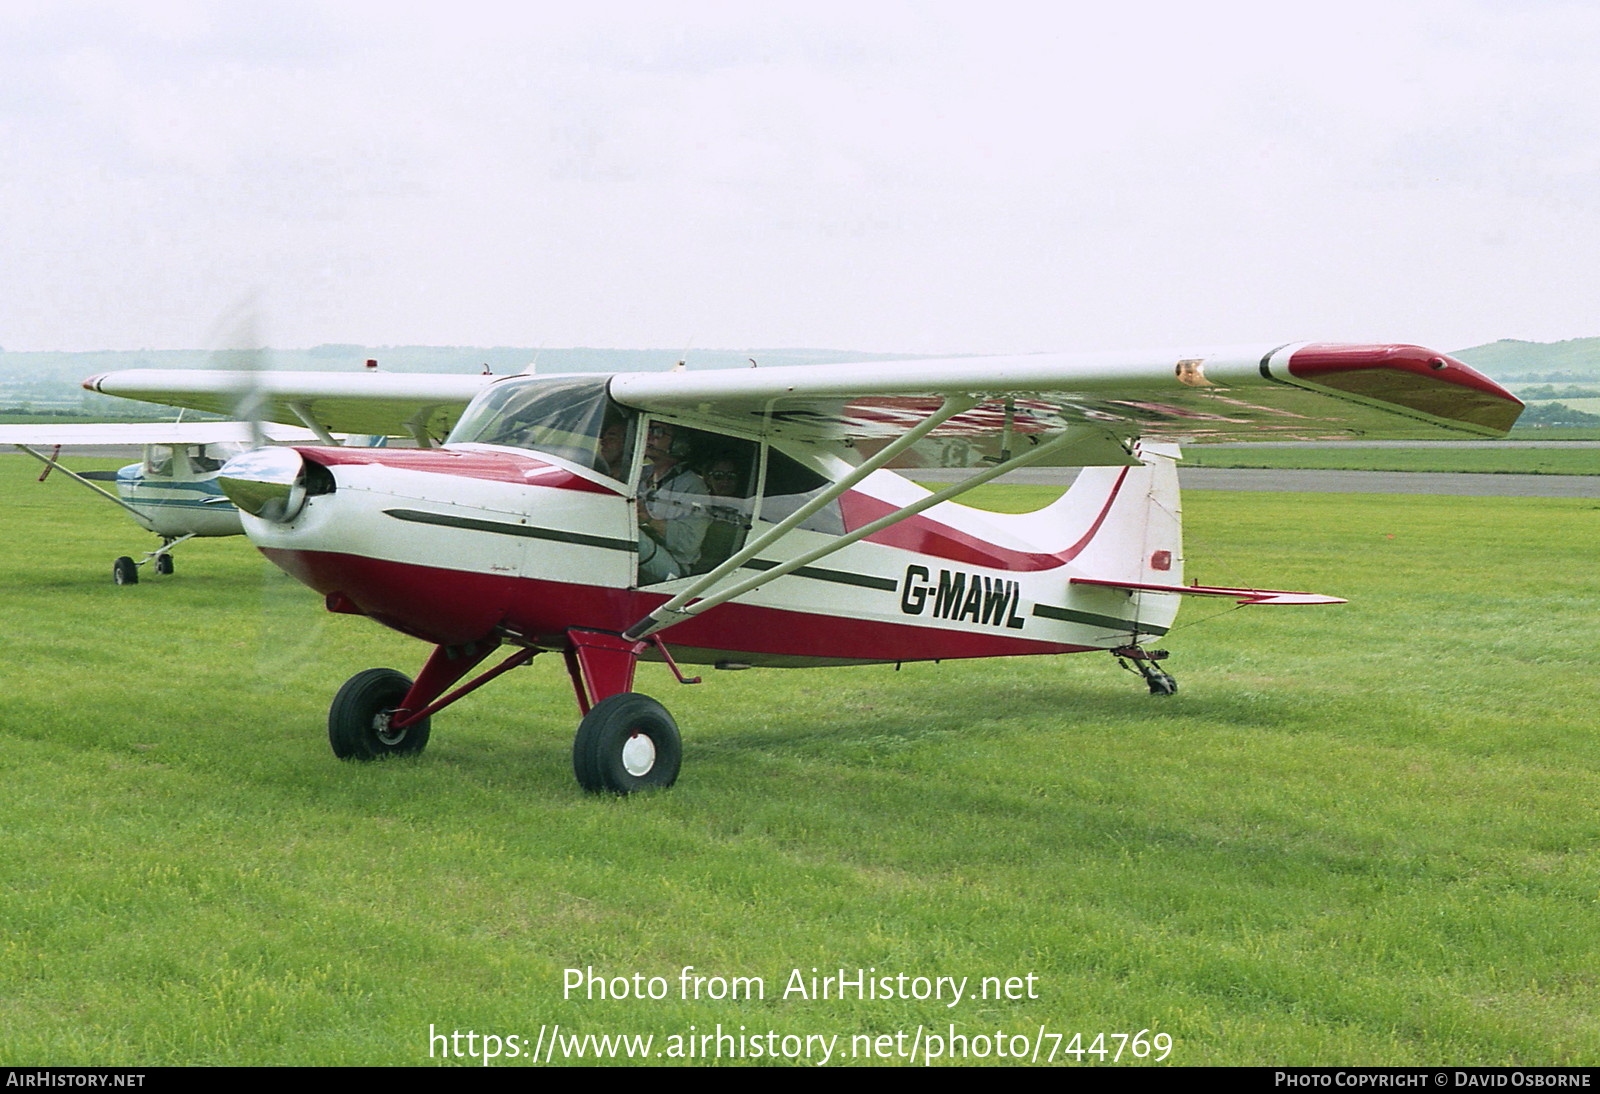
[563,630,690,794]
[326,639,535,762]
[1112,646,1177,696]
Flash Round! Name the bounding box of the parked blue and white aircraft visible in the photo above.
[0,421,327,583]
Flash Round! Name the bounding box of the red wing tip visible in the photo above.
[1284,343,1523,434]
[1288,343,1521,403]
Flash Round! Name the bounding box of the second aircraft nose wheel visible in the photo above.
[572,692,682,795]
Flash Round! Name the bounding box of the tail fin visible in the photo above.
[1045,440,1183,584]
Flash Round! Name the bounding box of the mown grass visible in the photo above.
[1182,446,1600,475]
[1,455,1597,1066]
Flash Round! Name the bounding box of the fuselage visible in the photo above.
[236,440,1182,668]
[114,445,244,538]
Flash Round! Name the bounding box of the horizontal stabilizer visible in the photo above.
[1070,577,1346,606]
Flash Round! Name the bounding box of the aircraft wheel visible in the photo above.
[155,554,174,576]
[112,556,139,585]
[572,692,681,795]
[328,668,430,760]
[1147,672,1178,696]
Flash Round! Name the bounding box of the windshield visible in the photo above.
[447,376,634,477]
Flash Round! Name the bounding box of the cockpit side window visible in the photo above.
[190,446,224,473]
[447,376,635,477]
[760,447,844,536]
[142,447,175,478]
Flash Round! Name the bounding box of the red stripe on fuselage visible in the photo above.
[838,466,1131,571]
[297,445,620,495]
[262,548,1091,664]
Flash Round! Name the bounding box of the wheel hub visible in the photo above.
[374,710,406,747]
[621,731,656,776]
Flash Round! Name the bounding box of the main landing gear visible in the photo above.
[110,536,190,585]
[1112,646,1178,696]
[326,629,697,795]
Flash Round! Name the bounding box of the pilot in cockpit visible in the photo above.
[636,421,709,583]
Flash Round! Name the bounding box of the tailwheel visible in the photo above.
[572,692,681,795]
[328,668,431,760]
[1112,646,1178,696]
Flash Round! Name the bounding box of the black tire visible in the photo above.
[113,556,138,585]
[572,692,681,795]
[154,554,174,576]
[328,668,430,761]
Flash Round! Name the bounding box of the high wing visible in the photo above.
[80,343,1520,466]
[610,342,1522,468]
[82,371,495,445]
[0,421,329,447]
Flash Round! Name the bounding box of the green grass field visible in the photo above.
[2,458,1597,1066]
[1182,445,1600,475]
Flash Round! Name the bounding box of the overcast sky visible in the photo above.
[2,0,1596,355]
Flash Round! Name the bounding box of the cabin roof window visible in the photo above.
[448,376,633,476]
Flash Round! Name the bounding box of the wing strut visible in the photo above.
[9,444,150,520]
[622,415,1123,641]
[623,394,978,638]
[286,402,339,446]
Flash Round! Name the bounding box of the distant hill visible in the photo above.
[1450,338,1600,382]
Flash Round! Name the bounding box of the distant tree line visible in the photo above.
[1500,371,1600,383]
[1515,384,1600,401]
[1513,403,1600,428]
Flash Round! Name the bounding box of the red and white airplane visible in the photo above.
[85,343,1522,793]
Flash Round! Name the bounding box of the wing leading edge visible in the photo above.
[82,371,495,443]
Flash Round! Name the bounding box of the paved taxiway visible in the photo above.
[905,467,1600,498]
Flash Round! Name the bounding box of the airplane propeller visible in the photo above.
[202,300,334,683]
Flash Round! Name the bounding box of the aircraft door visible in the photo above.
[635,421,758,586]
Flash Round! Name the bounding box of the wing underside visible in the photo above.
[609,342,1522,468]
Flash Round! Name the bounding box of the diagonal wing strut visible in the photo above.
[9,444,151,521]
[622,399,1125,641]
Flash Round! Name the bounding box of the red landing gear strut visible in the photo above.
[325,630,699,795]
